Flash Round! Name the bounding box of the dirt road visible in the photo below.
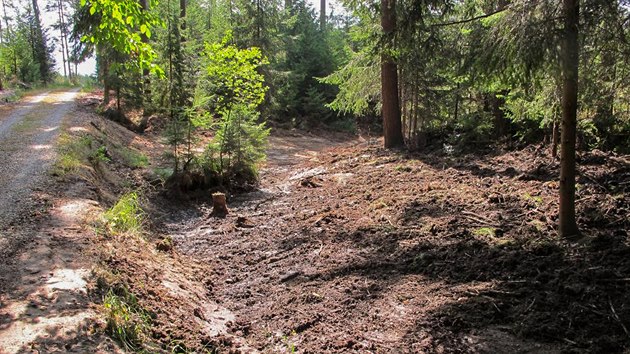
[0,90,76,249]
[0,89,117,353]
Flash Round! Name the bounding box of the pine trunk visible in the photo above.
[320,0,325,31]
[551,120,559,159]
[140,0,151,112]
[57,0,67,78]
[559,0,579,238]
[380,0,404,149]
[60,0,72,78]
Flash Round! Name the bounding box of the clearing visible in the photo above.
[1,91,629,353]
[152,132,629,352]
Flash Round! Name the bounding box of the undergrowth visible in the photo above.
[103,286,152,351]
[53,133,94,175]
[121,147,149,168]
[103,192,145,236]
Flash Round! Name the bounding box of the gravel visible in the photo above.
[0,89,79,259]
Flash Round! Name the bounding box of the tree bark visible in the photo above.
[57,0,67,78]
[139,0,151,112]
[211,192,228,217]
[180,0,187,39]
[99,46,111,104]
[551,120,559,159]
[60,0,72,77]
[380,0,404,148]
[0,16,3,90]
[559,0,579,238]
[320,0,325,31]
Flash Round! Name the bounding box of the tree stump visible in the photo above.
[211,192,228,217]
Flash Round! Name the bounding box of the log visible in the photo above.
[211,192,228,217]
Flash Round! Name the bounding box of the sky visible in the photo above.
[40,0,341,76]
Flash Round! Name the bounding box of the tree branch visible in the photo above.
[431,8,508,28]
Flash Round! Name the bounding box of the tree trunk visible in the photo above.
[320,0,325,31]
[551,120,559,159]
[180,0,187,40]
[139,0,151,112]
[559,0,579,238]
[59,0,72,78]
[57,0,67,78]
[31,0,49,83]
[380,0,404,148]
[492,90,509,137]
[100,47,111,104]
[211,192,228,217]
[0,17,3,90]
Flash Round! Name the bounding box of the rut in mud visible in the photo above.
[161,130,630,353]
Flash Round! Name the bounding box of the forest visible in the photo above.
[0,0,629,353]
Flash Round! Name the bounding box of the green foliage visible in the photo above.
[103,192,144,235]
[153,167,174,181]
[322,50,380,117]
[473,227,496,238]
[271,2,347,125]
[121,147,149,168]
[192,34,270,185]
[198,32,268,114]
[327,117,357,133]
[103,287,151,351]
[79,0,163,75]
[204,105,270,184]
[90,145,111,163]
[0,0,56,86]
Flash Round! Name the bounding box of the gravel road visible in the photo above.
[0,89,79,258]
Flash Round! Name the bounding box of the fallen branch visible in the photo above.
[610,299,630,338]
[461,211,498,227]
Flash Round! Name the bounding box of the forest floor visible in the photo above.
[1,90,629,353]
[148,130,630,352]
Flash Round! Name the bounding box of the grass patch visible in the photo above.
[473,227,496,237]
[103,192,144,236]
[52,133,94,175]
[121,148,149,168]
[103,287,151,351]
[522,193,543,207]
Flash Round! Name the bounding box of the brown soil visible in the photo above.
[3,90,629,353]
[147,135,630,352]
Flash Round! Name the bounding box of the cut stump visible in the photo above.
[211,192,229,217]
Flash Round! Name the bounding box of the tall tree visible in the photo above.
[381,0,403,148]
[320,0,325,31]
[31,0,54,83]
[139,0,151,109]
[559,0,579,238]
[0,5,4,90]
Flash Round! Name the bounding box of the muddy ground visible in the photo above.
[147,133,629,352]
[3,89,628,353]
